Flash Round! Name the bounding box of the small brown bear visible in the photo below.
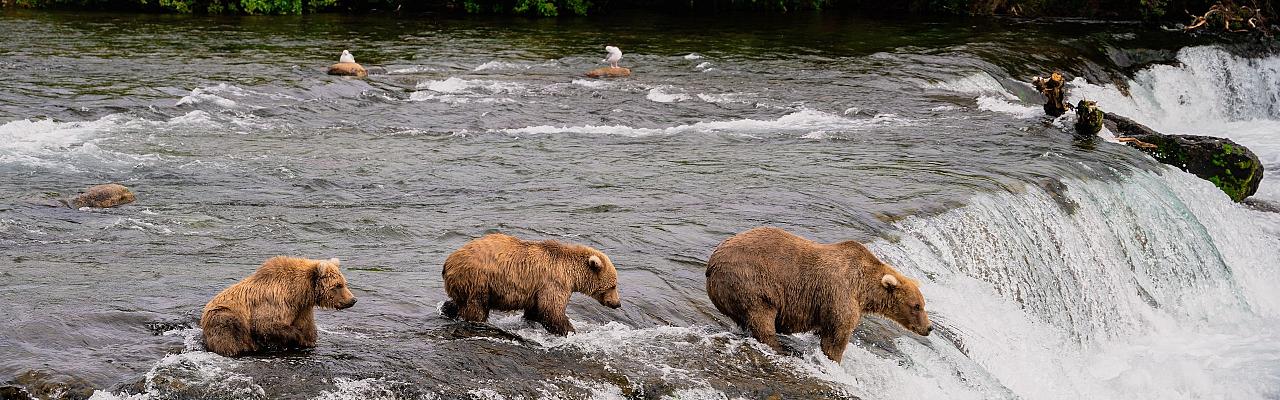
[706,227,932,363]
[201,256,357,357]
[441,233,621,335]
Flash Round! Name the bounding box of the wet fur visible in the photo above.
[441,234,620,335]
[705,227,931,363]
[200,256,356,357]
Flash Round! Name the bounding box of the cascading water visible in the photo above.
[1068,45,1280,202]
[861,169,1280,400]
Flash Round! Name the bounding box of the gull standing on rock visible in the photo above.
[602,46,622,68]
[328,49,368,77]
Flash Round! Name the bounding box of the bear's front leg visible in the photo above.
[292,309,318,348]
[819,327,855,363]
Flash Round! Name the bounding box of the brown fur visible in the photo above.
[441,233,621,335]
[705,227,932,363]
[200,256,357,357]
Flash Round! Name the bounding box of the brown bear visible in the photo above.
[705,227,932,363]
[200,256,357,357]
[441,233,621,335]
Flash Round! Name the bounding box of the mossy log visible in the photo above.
[1105,113,1264,202]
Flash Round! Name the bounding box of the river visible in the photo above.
[1,10,1278,400]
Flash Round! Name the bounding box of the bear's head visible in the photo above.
[314,258,357,310]
[585,252,621,309]
[879,273,932,336]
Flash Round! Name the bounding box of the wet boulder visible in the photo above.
[62,183,136,209]
[328,62,368,77]
[1105,113,1264,202]
[585,66,631,78]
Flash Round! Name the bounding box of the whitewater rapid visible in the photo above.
[1067,46,1280,203]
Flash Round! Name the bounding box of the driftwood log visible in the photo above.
[1031,72,1069,117]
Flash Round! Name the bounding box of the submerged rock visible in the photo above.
[585,66,631,78]
[61,183,136,209]
[328,62,368,77]
[4,370,96,400]
[1105,113,1264,202]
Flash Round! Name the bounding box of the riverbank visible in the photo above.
[2,0,1276,21]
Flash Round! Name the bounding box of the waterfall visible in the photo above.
[1067,45,1280,202]
[855,169,1280,400]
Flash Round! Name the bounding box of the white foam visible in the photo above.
[493,109,906,137]
[975,95,1042,119]
[925,72,1019,100]
[388,66,440,74]
[410,77,525,103]
[646,86,692,103]
[92,348,266,400]
[473,60,556,71]
[695,93,752,104]
[313,377,410,400]
[570,79,610,89]
[683,53,704,60]
[416,77,523,94]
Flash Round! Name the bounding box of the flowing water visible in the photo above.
[1,10,1278,400]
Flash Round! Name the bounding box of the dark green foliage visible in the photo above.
[479,0,591,16]
[2,0,1274,21]
[10,0,336,13]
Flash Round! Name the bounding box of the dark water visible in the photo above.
[3,10,1279,400]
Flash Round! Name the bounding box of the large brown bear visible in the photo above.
[706,227,932,363]
[201,256,357,357]
[441,233,621,335]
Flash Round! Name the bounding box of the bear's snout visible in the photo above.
[337,297,357,309]
[918,324,932,336]
[605,299,621,309]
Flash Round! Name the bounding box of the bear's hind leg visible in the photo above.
[745,308,782,353]
[441,299,460,319]
[202,309,255,357]
[457,297,490,322]
[523,307,543,324]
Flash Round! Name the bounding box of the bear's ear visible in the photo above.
[881,274,900,291]
[588,255,603,271]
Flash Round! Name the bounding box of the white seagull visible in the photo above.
[339,50,355,64]
[602,46,622,68]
